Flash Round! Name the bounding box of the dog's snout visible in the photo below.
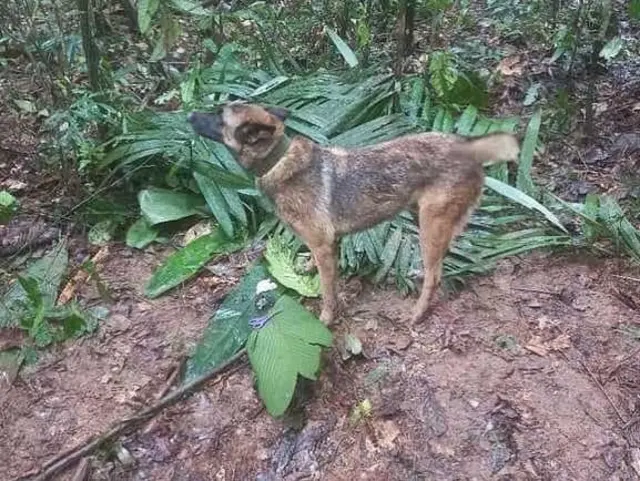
[187,112,223,142]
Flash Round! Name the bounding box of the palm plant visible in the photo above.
[102,48,581,298]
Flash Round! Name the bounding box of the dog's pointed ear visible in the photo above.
[265,106,289,122]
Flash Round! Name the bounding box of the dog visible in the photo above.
[187,102,520,325]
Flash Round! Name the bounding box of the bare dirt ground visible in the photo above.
[2,244,640,481]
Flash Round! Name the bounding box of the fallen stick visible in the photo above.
[57,246,110,305]
[18,350,247,481]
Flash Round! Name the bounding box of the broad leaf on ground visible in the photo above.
[126,217,159,249]
[264,236,320,297]
[184,263,277,380]
[247,294,332,417]
[139,188,206,225]
[145,227,245,298]
[0,241,68,328]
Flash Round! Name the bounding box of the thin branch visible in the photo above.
[17,350,247,481]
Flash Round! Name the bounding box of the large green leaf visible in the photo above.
[247,295,332,417]
[193,172,235,238]
[485,177,567,233]
[184,263,275,380]
[126,217,159,249]
[138,0,160,34]
[139,188,206,225]
[144,228,245,298]
[264,237,320,297]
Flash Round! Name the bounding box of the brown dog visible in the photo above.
[188,102,520,325]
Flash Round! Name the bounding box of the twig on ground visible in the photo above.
[142,358,187,435]
[70,458,90,481]
[511,286,558,296]
[612,274,640,283]
[578,357,628,426]
[16,350,247,481]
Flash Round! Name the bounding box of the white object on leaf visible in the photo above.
[256,279,278,295]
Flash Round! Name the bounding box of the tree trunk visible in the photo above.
[116,0,140,35]
[78,0,101,91]
[394,0,415,76]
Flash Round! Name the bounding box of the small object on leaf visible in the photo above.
[249,310,281,330]
[255,290,277,312]
[256,279,278,295]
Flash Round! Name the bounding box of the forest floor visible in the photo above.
[2,10,640,481]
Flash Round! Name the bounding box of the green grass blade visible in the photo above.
[325,27,359,68]
[484,177,567,233]
[517,109,541,197]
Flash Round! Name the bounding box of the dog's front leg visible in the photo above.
[311,243,338,325]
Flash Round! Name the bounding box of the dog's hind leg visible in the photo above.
[311,242,338,324]
[412,185,482,325]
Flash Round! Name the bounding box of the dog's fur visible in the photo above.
[188,102,520,325]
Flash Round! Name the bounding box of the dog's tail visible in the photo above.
[457,133,520,166]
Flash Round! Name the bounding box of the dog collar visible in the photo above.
[254,134,291,176]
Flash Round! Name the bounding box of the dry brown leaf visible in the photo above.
[548,334,571,352]
[630,448,640,477]
[58,246,110,305]
[525,336,548,357]
[497,55,524,76]
[372,419,400,450]
[182,220,213,246]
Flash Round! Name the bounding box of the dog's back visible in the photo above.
[274,131,518,235]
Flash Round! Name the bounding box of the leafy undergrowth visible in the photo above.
[0,241,109,377]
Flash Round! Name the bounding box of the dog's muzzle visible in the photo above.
[187,112,224,142]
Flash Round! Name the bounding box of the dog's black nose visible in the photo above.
[187,112,198,124]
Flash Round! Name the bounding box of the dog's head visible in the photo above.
[187,102,289,172]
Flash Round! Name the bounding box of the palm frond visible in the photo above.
[104,61,578,293]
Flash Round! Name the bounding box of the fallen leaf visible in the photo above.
[349,398,372,425]
[345,333,363,356]
[372,419,400,450]
[0,349,24,388]
[630,448,640,477]
[497,55,523,76]
[182,220,214,246]
[548,334,571,351]
[1,179,28,192]
[14,99,36,113]
[525,336,548,357]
